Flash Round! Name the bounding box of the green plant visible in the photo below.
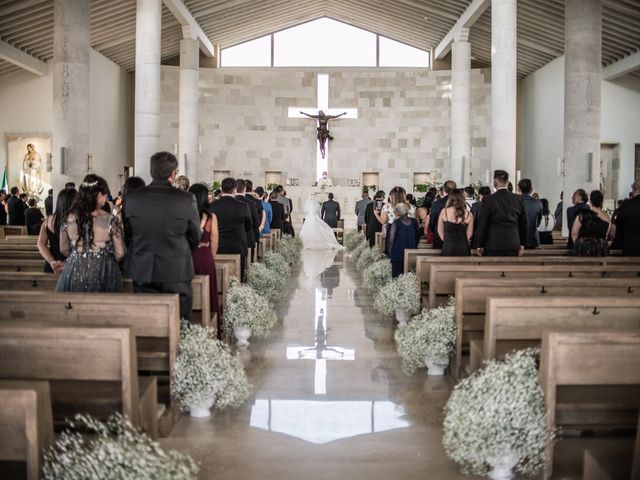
[210,180,221,192]
[247,262,287,302]
[267,182,279,192]
[350,240,370,264]
[373,272,420,316]
[276,235,302,267]
[43,413,199,480]
[262,251,291,277]
[414,183,430,193]
[362,259,392,292]
[356,245,383,272]
[345,231,366,251]
[443,349,551,476]
[173,323,252,411]
[224,279,276,338]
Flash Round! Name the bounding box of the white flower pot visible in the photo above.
[424,358,447,376]
[189,395,215,418]
[487,451,518,480]
[395,311,411,326]
[234,326,252,347]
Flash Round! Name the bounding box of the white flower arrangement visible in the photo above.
[350,240,370,264]
[43,413,199,480]
[394,299,455,375]
[263,250,291,277]
[247,262,287,302]
[442,348,550,477]
[276,235,302,267]
[362,258,392,292]
[345,231,365,251]
[356,245,383,272]
[172,323,252,411]
[373,272,420,317]
[224,279,276,338]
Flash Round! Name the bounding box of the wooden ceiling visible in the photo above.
[0,0,638,78]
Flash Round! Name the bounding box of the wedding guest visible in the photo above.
[125,152,201,319]
[245,180,265,237]
[189,183,221,333]
[566,189,589,249]
[0,191,6,225]
[37,188,76,273]
[65,182,76,190]
[321,193,340,228]
[174,175,190,191]
[470,185,491,248]
[56,175,125,292]
[269,191,285,231]
[7,187,25,225]
[44,189,54,216]
[118,176,146,250]
[464,186,475,211]
[572,190,610,257]
[475,170,527,257]
[235,179,259,259]
[209,177,252,281]
[355,191,372,232]
[255,187,272,235]
[25,198,44,235]
[428,180,456,248]
[374,187,416,254]
[388,203,420,277]
[614,179,640,256]
[364,190,384,247]
[537,198,555,245]
[437,189,473,256]
[518,178,542,249]
[554,191,563,231]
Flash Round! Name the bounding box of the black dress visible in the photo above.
[441,211,471,256]
[574,210,609,257]
[44,223,65,273]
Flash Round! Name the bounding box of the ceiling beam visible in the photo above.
[434,0,490,59]
[603,51,640,80]
[162,0,215,57]
[0,40,48,76]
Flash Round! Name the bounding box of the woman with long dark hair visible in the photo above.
[537,198,555,245]
[37,188,77,273]
[55,174,125,292]
[437,188,473,256]
[188,183,221,334]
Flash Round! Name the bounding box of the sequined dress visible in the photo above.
[55,212,125,292]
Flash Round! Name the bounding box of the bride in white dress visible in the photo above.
[300,195,345,250]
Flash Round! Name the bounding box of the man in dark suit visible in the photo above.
[470,185,491,248]
[7,186,25,225]
[614,179,640,256]
[209,177,253,279]
[245,179,265,236]
[269,191,285,231]
[518,178,542,249]
[428,180,457,248]
[124,151,201,320]
[234,179,259,261]
[364,190,385,247]
[355,191,372,232]
[44,189,54,216]
[321,193,340,228]
[566,189,589,249]
[475,170,527,257]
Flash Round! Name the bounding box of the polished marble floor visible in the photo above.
[161,251,471,479]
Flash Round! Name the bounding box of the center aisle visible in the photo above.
[161,251,467,479]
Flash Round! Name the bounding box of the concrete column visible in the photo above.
[179,26,200,180]
[450,29,471,186]
[135,0,161,183]
[52,0,90,195]
[491,0,517,177]
[562,0,602,235]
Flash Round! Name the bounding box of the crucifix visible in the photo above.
[286,287,355,395]
[288,73,358,182]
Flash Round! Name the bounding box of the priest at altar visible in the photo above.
[317,171,333,189]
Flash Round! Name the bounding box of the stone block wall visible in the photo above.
[160,66,491,192]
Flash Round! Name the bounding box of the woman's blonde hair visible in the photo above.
[388,186,407,208]
[446,189,467,221]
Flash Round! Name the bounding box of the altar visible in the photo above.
[285,185,363,231]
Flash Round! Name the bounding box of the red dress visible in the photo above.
[192,216,221,335]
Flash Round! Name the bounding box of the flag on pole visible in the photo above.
[0,166,7,192]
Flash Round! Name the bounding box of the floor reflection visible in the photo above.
[250,399,410,444]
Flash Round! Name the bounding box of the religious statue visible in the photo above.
[317,171,333,189]
[300,110,347,159]
[22,143,43,198]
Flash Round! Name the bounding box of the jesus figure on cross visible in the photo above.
[299,110,347,159]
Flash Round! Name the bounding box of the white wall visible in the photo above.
[0,49,131,194]
[519,55,640,204]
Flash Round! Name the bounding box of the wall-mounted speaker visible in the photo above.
[46,153,52,172]
[60,147,68,175]
[586,152,593,182]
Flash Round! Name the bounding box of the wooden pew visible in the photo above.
[540,330,640,479]
[427,263,640,308]
[0,226,28,237]
[0,291,179,437]
[258,233,272,259]
[0,325,158,438]
[0,380,53,480]
[0,235,38,245]
[469,296,640,375]
[453,277,640,378]
[216,253,241,280]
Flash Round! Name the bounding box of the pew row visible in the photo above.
[452,277,640,378]
[0,325,158,438]
[0,225,27,238]
[540,331,640,479]
[0,291,180,436]
[0,380,54,480]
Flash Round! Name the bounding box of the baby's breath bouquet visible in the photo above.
[247,262,286,302]
[363,258,392,292]
[224,279,276,338]
[43,413,198,480]
[356,245,383,271]
[263,250,291,277]
[276,235,302,267]
[173,323,252,412]
[350,240,370,264]
[345,231,365,251]
[394,299,455,375]
[373,272,420,317]
[443,349,550,478]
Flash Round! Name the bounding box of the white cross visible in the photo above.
[286,287,354,395]
[288,73,358,182]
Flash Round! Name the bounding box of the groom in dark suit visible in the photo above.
[321,193,340,228]
[124,151,201,319]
